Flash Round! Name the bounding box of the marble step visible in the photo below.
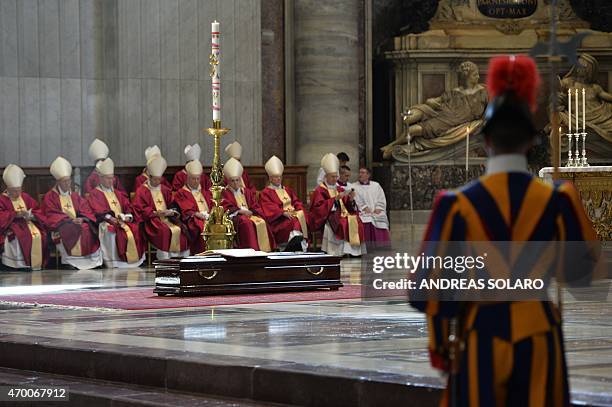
[0,334,605,406]
[0,333,441,407]
[0,366,284,407]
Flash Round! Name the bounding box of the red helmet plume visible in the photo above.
[486,55,540,112]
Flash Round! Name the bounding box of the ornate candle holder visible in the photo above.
[574,133,581,167]
[565,131,574,167]
[580,131,589,167]
[202,120,235,249]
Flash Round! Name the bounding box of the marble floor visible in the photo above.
[0,219,610,406]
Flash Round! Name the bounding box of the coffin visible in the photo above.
[154,252,342,296]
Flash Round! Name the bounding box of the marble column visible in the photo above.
[261,0,285,162]
[293,0,363,190]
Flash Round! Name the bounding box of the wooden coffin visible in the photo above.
[153,253,342,296]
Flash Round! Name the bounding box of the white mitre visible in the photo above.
[186,160,203,176]
[147,156,167,177]
[223,157,243,178]
[184,144,202,162]
[50,156,73,180]
[321,153,339,175]
[88,138,110,162]
[224,141,242,160]
[96,158,115,176]
[2,164,26,188]
[265,155,284,177]
[145,145,162,162]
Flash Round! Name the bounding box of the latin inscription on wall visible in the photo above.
[477,0,537,19]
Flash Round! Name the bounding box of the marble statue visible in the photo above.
[381,61,488,161]
[558,53,612,162]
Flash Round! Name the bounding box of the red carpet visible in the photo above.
[0,285,362,310]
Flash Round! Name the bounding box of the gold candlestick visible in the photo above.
[202,119,235,250]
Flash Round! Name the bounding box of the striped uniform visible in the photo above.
[412,171,598,407]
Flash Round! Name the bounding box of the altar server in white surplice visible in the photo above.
[352,167,391,250]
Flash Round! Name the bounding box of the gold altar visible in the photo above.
[540,166,612,240]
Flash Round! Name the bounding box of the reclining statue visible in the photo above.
[381,61,488,161]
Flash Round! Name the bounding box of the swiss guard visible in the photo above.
[411,55,600,406]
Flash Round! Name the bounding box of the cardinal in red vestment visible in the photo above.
[133,145,171,192]
[309,153,365,256]
[133,156,190,259]
[87,158,146,268]
[221,158,275,251]
[174,160,213,254]
[0,165,48,270]
[171,143,212,192]
[224,141,254,190]
[83,139,125,195]
[260,155,308,251]
[42,156,102,269]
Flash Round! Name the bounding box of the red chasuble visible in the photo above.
[42,187,100,257]
[87,187,145,263]
[171,169,213,192]
[0,192,48,268]
[83,171,125,195]
[132,183,188,253]
[221,187,275,251]
[308,184,364,246]
[175,186,213,254]
[260,185,308,245]
[133,169,171,193]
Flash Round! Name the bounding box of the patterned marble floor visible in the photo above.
[0,219,610,406]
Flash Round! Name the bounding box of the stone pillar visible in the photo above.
[293,0,362,190]
[261,0,285,163]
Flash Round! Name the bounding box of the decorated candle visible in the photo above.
[211,21,221,121]
[465,126,470,180]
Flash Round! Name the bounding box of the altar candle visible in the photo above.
[575,88,578,133]
[568,88,571,133]
[582,88,586,131]
[212,21,221,121]
[465,126,470,179]
[558,127,562,165]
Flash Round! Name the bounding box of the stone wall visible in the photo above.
[0,0,262,167]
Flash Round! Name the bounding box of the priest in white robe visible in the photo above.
[352,167,391,250]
